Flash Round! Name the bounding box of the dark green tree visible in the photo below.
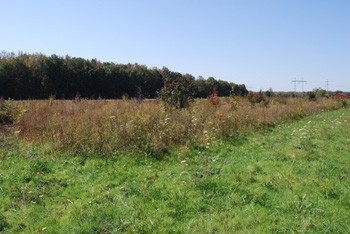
[0,52,248,100]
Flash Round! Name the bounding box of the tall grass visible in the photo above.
[16,97,343,156]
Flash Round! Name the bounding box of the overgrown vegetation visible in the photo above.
[14,97,343,156]
[1,108,349,233]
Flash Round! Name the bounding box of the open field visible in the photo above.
[1,103,349,232]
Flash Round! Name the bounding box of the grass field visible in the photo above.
[1,106,349,233]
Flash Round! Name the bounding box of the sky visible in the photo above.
[1,0,349,91]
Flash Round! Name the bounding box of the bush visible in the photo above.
[247,91,265,104]
[0,98,26,125]
[158,77,194,109]
[307,92,317,101]
[337,99,347,107]
[315,88,327,98]
[207,91,219,105]
[0,99,19,125]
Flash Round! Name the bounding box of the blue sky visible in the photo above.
[1,0,349,91]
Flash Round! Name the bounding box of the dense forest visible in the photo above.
[0,52,248,100]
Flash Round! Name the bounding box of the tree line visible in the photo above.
[0,52,248,100]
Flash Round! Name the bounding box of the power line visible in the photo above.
[292,78,307,97]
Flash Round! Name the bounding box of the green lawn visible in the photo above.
[1,108,349,233]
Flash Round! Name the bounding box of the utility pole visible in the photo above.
[293,78,297,97]
[301,78,306,95]
[292,78,307,97]
[326,80,329,92]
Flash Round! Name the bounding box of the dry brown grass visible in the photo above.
[15,97,342,156]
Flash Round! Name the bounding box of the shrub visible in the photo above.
[207,91,219,105]
[158,77,194,109]
[337,99,347,107]
[265,88,274,97]
[0,98,26,125]
[315,88,327,98]
[247,91,265,104]
[307,92,317,101]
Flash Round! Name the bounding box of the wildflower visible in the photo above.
[180,160,186,163]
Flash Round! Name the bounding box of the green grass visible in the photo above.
[1,108,350,233]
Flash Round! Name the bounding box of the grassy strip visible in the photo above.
[1,108,350,233]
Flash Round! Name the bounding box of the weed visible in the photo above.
[14,97,343,157]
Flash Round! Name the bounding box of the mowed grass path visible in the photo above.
[1,108,349,233]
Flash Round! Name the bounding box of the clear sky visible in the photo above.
[1,0,349,91]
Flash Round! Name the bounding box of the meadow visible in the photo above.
[0,97,349,232]
[14,97,344,157]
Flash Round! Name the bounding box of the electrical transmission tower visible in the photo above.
[292,78,307,97]
[326,80,329,92]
